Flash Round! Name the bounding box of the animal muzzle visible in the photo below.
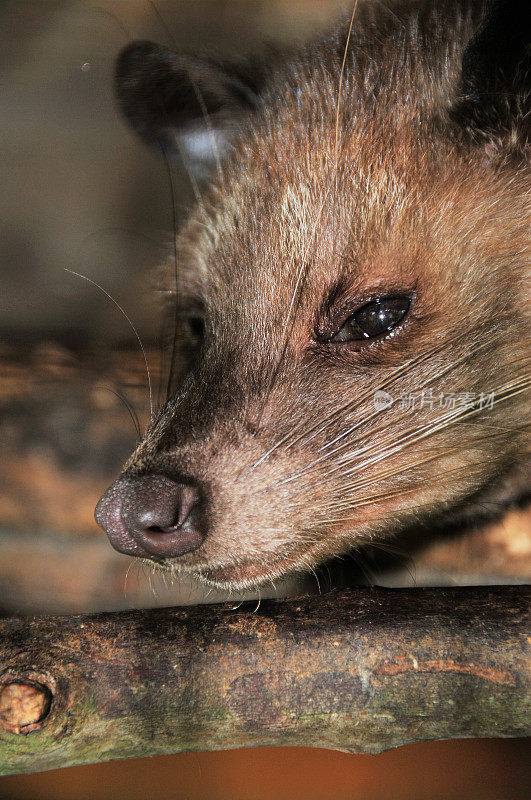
[95,474,205,560]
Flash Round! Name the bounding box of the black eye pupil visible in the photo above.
[331,296,410,343]
[355,297,410,337]
[188,316,204,339]
[182,314,205,347]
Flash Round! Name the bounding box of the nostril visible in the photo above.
[134,483,199,532]
[120,475,205,559]
[95,474,206,560]
[144,523,186,537]
[146,524,175,534]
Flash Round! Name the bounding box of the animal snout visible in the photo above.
[95,474,205,560]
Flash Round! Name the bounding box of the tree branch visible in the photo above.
[0,586,529,775]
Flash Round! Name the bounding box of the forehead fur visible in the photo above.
[169,0,526,305]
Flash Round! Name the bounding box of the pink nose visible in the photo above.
[95,474,205,560]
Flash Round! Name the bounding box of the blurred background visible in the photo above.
[0,2,529,798]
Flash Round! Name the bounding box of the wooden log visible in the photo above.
[0,586,528,775]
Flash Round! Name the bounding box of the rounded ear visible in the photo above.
[451,0,530,154]
[115,41,263,174]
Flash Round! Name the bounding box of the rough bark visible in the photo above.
[0,586,529,775]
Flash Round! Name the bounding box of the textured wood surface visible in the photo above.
[0,586,529,775]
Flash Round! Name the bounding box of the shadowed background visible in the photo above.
[0,2,529,798]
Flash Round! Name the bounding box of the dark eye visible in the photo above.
[185,315,205,346]
[330,296,411,342]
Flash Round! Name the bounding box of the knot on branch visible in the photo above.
[0,679,53,735]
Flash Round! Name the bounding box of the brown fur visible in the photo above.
[98,0,530,590]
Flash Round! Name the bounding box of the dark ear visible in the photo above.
[115,41,263,174]
[452,0,529,151]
